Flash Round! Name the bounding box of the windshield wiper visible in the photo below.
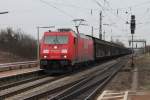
[55,35,60,44]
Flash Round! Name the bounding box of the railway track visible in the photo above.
[85,60,127,100]
[0,56,129,100]
[48,57,128,100]
[0,74,65,100]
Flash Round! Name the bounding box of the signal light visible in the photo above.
[130,15,136,34]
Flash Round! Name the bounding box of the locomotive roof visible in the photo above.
[44,30,76,36]
[44,28,92,40]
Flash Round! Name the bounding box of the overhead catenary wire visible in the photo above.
[0,0,149,46]
[40,0,99,11]
[90,0,133,43]
[39,0,99,21]
[91,0,127,31]
[34,0,150,41]
[94,0,127,22]
[92,0,150,24]
[38,0,99,30]
[91,0,126,33]
[117,1,150,10]
[94,0,149,36]
[39,0,74,19]
[37,0,150,33]
[99,0,150,11]
[37,0,150,13]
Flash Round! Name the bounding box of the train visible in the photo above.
[40,28,131,73]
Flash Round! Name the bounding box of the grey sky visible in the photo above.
[0,0,150,47]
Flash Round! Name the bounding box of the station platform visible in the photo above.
[97,54,150,100]
[97,90,150,100]
[0,67,40,79]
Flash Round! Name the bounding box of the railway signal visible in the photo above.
[130,15,136,34]
[130,15,136,67]
[99,11,102,40]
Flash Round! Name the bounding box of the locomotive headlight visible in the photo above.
[61,49,68,53]
[64,55,67,58]
[44,56,47,58]
[43,49,49,53]
[54,46,58,49]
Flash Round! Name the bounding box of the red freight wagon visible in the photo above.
[40,29,94,72]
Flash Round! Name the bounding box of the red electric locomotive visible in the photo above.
[40,28,94,72]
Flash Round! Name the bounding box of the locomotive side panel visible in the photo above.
[77,34,94,63]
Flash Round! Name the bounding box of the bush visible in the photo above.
[0,28,37,59]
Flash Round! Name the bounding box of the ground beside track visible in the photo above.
[136,54,150,90]
[0,50,32,63]
[128,54,150,100]
[99,54,150,100]
[103,57,132,91]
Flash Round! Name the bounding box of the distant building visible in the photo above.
[146,45,150,54]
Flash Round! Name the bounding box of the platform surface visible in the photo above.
[97,54,150,100]
[0,67,40,79]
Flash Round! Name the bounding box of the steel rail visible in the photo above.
[0,73,47,90]
[49,62,116,100]
[49,63,119,100]
[0,58,121,100]
[6,60,117,100]
[49,58,128,100]
[0,75,62,99]
[85,60,127,100]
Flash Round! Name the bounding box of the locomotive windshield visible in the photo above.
[44,36,68,44]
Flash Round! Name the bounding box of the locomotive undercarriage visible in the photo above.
[40,59,72,73]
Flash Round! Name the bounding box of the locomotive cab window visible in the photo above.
[44,36,68,44]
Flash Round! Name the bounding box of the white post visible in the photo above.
[37,26,40,62]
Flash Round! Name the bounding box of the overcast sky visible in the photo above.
[0,0,150,47]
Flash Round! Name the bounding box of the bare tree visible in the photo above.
[0,28,37,59]
[113,39,125,47]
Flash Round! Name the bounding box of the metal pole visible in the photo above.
[37,27,40,62]
[131,34,134,67]
[145,41,146,54]
[91,26,94,36]
[143,42,145,54]
[111,36,113,42]
[103,30,105,40]
[99,11,102,39]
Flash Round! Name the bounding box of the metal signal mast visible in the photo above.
[130,15,136,67]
